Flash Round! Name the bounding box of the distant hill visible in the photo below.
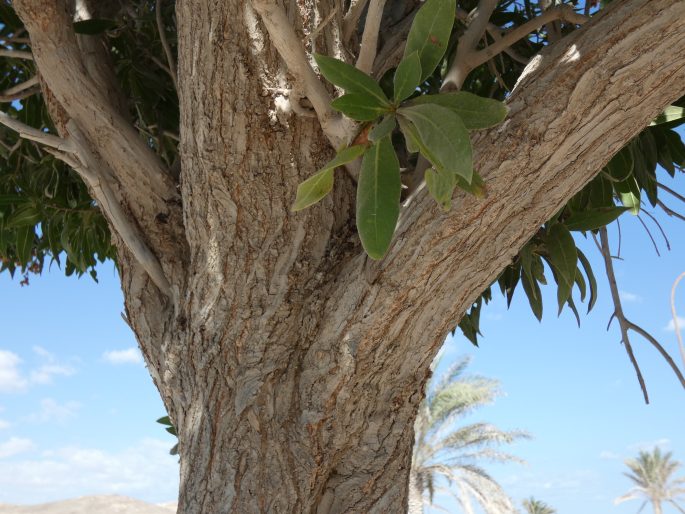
[0,495,176,514]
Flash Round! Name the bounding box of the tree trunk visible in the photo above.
[12,0,685,512]
[653,500,663,514]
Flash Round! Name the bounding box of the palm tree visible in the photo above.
[409,355,528,514]
[614,447,685,514]
[522,497,556,514]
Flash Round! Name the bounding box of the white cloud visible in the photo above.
[0,438,179,504]
[0,348,76,394]
[0,351,28,393]
[27,398,80,424]
[0,420,10,430]
[102,348,143,365]
[0,437,35,459]
[599,450,620,460]
[619,290,642,303]
[664,316,685,332]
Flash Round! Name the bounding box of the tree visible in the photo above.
[521,497,556,514]
[409,356,526,514]
[1,0,685,511]
[615,447,685,514]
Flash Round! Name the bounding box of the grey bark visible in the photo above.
[12,0,685,512]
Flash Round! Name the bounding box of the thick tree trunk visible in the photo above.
[12,0,685,512]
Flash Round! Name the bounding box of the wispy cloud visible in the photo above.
[27,398,80,425]
[0,348,76,394]
[599,450,620,460]
[628,438,671,452]
[0,439,178,503]
[102,348,142,365]
[0,420,10,430]
[619,290,642,303]
[664,316,685,332]
[0,437,35,459]
[0,351,29,393]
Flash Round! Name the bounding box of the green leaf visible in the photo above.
[519,242,536,298]
[397,117,420,153]
[564,207,629,232]
[455,171,486,198]
[156,416,172,426]
[577,249,597,312]
[73,19,117,35]
[651,105,685,126]
[398,103,472,181]
[588,174,613,208]
[356,137,401,259]
[425,167,456,211]
[521,272,543,321]
[15,225,33,264]
[614,177,641,214]
[314,54,389,106]
[404,0,456,81]
[545,224,578,312]
[292,168,334,211]
[394,52,422,103]
[6,204,41,228]
[369,115,396,142]
[331,94,390,121]
[606,147,634,182]
[409,92,509,130]
[292,145,366,211]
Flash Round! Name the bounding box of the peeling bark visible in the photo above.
[13,0,685,512]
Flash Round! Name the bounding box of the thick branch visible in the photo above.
[250,0,347,146]
[343,0,370,43]
[356,0,386,74]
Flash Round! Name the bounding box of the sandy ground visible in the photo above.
[0,496,176,514]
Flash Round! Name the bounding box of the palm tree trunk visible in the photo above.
[407,473,424,514]
[653,500,663,514]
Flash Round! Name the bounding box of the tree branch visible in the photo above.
[598,227,649,403]
[0,111,75,152]
[672,271,685,371]
[356,0,386,74]
[0,48,33,60]
[250,0,347,146]
[155,0,178,91]
[343,0,370,43]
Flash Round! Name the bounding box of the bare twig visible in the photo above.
[0,48,33,60]
[658,199,685,222]
[642,209,670,251]
[356,0,387,74]
[597,227,649,403]
[627,320,685,389]
[636,214,660,256]
[658,182,685,204]
[0,85,41,103]
[444,4,588,90]
[1,75,39,96]
[343,0,370,43]
[250,0,347,146]
[155,0,178,91]
[671,271,685,371]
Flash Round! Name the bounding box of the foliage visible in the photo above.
[522,497,556,514]
[615,447,685,514]
[411,355,527,513]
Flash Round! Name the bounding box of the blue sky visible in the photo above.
[0,170,684,512]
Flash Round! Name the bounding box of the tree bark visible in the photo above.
[12,0,685,512]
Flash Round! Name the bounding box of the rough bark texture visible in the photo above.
[12,0,685,512]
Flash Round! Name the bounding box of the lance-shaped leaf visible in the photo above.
[545,223,578,312]
[394,51,422,103]
[15,225,33,264]
[293,145,366,211]
[357,137,401,259]
[314,54,390,106]
[404,0,456,81]
[398,103,473,182]
[651,105,685,126]
[577,249,597,313]
[564,206,629,232]
[369,115,396,143]
[409,92,509,130]
[425,167,456,211]
[331,94,391,121]
[521,272,543,322]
